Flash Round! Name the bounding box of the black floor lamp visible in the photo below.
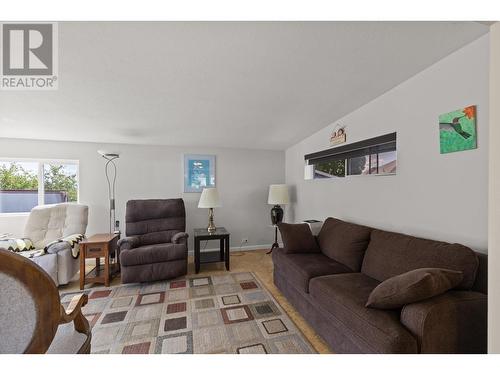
[267,184,290,254]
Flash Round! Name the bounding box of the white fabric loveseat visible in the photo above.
[16,203,88,286]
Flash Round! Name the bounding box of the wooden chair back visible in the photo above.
[0,249,61,353]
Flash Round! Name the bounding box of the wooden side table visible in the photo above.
[80,233,120,290]
[194,227,230,274]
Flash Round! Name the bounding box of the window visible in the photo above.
[43,163,79,204]
[346,151,397,176]
[0,159,79,213]
[347,155,369,176]
[375,150,397,174]
[305,132,397,180]
[0,161,39,213]
[314,159,346,179]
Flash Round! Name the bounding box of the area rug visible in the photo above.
[60,272,315,354]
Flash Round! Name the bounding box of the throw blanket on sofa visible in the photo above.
[43,233,85,259]
[1,234,85,259]
[0,238,35,252]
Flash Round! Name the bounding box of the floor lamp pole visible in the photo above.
[104,156,118,234]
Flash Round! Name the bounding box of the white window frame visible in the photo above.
[0,157,80,216]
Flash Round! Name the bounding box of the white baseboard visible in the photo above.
[187,243,276,256]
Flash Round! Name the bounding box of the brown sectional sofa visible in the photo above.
[273,217,487,354]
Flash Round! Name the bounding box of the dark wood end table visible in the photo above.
[194,227,230,274]
[80,233,120,289]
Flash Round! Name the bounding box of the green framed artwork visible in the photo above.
[439,105,477,154]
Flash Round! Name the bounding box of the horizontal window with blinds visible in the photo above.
[304,132,397,179]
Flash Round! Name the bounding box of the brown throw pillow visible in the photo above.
[366,268,463,309]
[278,223,320,254]
[317,217,372,271]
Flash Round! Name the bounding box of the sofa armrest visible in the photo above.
[117,236,140,251]
[400,290,487,353]
[172,232,189,245]
[45,233,85,255]
[46,241,71,254]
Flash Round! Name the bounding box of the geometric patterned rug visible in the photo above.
[59,272,315,354]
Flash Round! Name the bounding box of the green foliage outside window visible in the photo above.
[44,164,78,202]
[0,163,38,190]
[315,159,346,178]
[0,162,78,202]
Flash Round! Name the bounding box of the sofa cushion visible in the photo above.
[366,268,463,309]
[317,217,372,271]
[272,249,351,293]
[309,273,418,353]
[361,230,479,289]
[24,203,88,249]
[121,259,187,284]
[278,223,320,254]
[120,243,187,267]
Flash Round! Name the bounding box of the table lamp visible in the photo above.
[268,184,290,225]
[198,188,221,233]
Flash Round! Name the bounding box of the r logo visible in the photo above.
[2,23,53,76]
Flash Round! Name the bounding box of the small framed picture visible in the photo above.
[439,105,477,154]
[183,154,216,193]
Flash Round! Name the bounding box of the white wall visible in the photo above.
[0,138,284,251]
[286,34,489,252]
[488,22,500,354]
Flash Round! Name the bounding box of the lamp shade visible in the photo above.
[268,184,290,205]
[198,188,221,208]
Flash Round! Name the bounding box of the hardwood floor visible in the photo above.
[60,249,332,354]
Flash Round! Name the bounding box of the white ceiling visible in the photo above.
[0,22,489,150]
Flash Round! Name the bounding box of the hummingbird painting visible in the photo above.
[439,105,477,154]
[439,115,472,139]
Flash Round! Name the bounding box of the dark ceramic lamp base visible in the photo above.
[268,205,283,254]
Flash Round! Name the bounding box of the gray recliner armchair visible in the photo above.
[118,198,189,283]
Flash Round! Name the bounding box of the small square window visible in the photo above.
[313,159,346,178]
[0,161,39,213]
[43,163,79,204]
[347,155,370,176]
